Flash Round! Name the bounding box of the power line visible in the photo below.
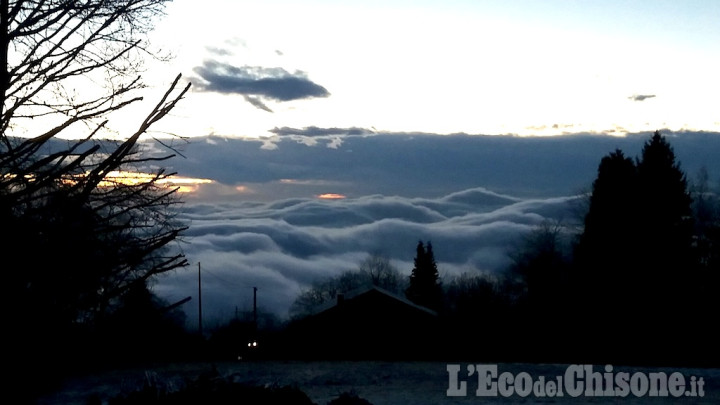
[201,267,254,289]
[194,264,263,318]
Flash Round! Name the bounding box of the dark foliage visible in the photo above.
[290,254,404,319]
[571,131,712,365]
[510,221,569,309]
[691,167,720,308]
[92,282,195,365]
[1,0,191,398]
[635,132,696,303]
[439,131,719,366]
[405,241,443,312]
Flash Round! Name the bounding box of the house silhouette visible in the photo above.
[282,286,440,360]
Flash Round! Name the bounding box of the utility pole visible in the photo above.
[198,262,203,337]
[253,286,258,331]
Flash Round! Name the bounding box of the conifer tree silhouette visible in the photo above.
[635,131,695,314]
[574,131,696,362]
[574,149,639,308]
[405,241,443,311]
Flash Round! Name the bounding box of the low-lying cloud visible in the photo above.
[156,189,582,324]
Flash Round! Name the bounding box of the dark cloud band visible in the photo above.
[628,94,656,102]
[269,126,374,137]
[193,60,330,107]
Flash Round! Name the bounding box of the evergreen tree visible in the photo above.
[635,132,695,285]
[574,149,639,307]
[634,131,696,357]
[405,241,443,311]
[573,131,697,362]
[576,132,695,303]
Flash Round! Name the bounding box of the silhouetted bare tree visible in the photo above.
[1,1,190,390]
[358,252,403,294]
[290,253,405,318]
[510,220,569,308]
[691,166,720,276]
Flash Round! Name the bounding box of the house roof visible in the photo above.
[308,285,438,318]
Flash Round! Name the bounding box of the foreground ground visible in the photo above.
[37,361,720,405]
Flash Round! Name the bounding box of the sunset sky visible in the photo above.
[125,1,720,319]
[142,0,720,139]
[4,1,720,326]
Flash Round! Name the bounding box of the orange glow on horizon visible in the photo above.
[6,170,214,194]
[99,171,213,193]
[34,171,215,193]
[317,193,346,200]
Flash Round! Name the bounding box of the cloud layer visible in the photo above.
[156,189,581,324]
[140,131,720,325]
[165,131,720,202]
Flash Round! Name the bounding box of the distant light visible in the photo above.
[317,193,346,199]
[156,175,213,193]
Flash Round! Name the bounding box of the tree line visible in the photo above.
[288,131,720,366]
[443,131,719,365]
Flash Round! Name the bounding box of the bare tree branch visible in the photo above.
[1,0,189,336]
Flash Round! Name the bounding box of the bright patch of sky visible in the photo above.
[144,0,720,138]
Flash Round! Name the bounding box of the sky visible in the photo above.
[140,0,720,139]
[60,1,720,323]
